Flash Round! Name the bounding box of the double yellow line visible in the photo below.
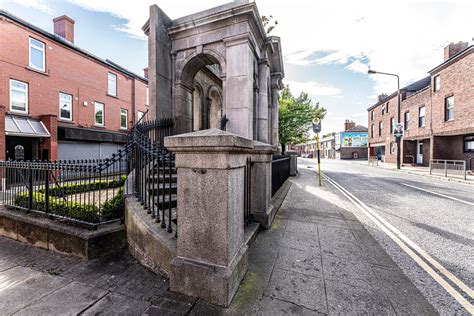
[321,172,474,314]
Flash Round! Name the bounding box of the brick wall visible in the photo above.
[368,94,398,163]
[340,147,368,159]
[401,88,431,140]
[0,16,148,159]
[431,51,474,136]
[0,106,5,161]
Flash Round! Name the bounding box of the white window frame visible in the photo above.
[419,106,425,127]
[9,79,28,114]
[146,87,149,106]
[445,96,454,121]
[137,111,145,122]
[120,109,128,129]
[434,76,441,92]
[29,37,45,72]
[94,102,105,126]
[108,73,117,96]
[59,92,73,121]
[404,112,410,130]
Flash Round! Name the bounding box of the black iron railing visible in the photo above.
[0,112,177,232]
[244,157,252,226]
[0,151,129,228]
[271,155,290,196]
[129,113,176,235]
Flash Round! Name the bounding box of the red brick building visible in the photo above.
[368,42,474,169]
[0,10,149,161]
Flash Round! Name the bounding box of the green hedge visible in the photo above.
[15,187,124,224]
[38,176,126,197]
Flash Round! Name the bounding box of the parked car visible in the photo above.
[307,153,313,158]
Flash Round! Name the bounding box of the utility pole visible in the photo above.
[312,118,322,186]
[368,70,401,169]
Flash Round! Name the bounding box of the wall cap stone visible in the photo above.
[165,128,254,151]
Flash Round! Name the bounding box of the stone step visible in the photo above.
[152,166,177,175]
[149,174,178,183]
[153,194,178,209]
[148,183,178,195]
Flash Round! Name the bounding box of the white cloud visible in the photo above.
[5,0,472,96]
[285,80,342,97]
[265,0,473,94]
[351,112,367,118]
[3,0,55,14]
[345,60,369,74]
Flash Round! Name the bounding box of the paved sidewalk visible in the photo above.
[0,167,436,315]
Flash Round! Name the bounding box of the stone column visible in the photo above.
[285,150,298,176]
[250,141,277,228]
[223,35,255,140]
[256,59,269,143]
[270,73,282,148]
[148,5,173,120]
[164,129,253,307]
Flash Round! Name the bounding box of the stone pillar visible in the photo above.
[285,150,298,176]
[223,35,254,140]
[148,5,173,120]
[256,59,269,143]
[270,74,282,148]
[40,114,58,161]
[174,83,193,134]
[250,141,277,228]
[164,129,253,307]
[0,106,5,161]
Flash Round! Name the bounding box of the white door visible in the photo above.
[416,140,423,164]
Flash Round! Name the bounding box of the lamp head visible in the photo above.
[367,70,377,74]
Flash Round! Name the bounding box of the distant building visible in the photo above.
[335,120,368,159]
[0,10,149,161]
[367,42,473,167]
[289,120,368,160]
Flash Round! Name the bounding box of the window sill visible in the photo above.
[107,94,118,99]
[94,124,106,129]
[58,119,75,124]
[7,111,31,117]
[120,127,129,131]
[26,66,49,76]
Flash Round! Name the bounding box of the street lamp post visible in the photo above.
[368,70,401,170]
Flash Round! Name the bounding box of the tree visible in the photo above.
[261,15,278,34]
[278,86,326,153]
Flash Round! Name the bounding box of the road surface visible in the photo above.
[299,158,473,315]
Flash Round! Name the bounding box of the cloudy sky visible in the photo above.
[1,0,472,135]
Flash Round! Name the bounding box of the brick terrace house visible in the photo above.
[0,10,149,161]
[367,42,474,168]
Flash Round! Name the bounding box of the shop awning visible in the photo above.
[5,115,51,138]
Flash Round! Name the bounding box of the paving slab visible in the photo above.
[325,280,396,314]
[82,292,151,316]
[0,266,71,315]
[275,246,323,278]
[15,281,107,316]
[265,268,327,313]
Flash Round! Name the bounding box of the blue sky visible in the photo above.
[1,0,472,136]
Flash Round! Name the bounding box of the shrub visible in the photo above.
[14,182,125,224]
[38,175,126,197]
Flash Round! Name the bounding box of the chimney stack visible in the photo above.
[444,41,468,61]
[53,15,75,43]
[377,93,388,102]
[143,67,149,79]
[344,120,356,131]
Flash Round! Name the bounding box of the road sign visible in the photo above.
[312,118,321,133]
[393,122,404,138]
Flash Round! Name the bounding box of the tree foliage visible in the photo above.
[261,15,278,34]
[278,86,326,152]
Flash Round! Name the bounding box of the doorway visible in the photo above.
[6,136,39,161]
[417,140,423,165]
